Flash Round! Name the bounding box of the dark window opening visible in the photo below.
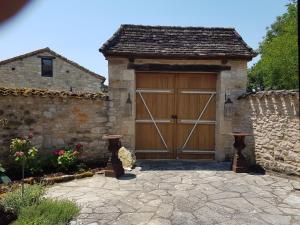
[41,58,53,77]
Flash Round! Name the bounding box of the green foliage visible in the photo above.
[248,2,298,90]
[52,144,83,172]
[0,184,44,215]
[10,138,38,162]
[14,199,79,225]
[57,150,78,172]
[0,163,11,184]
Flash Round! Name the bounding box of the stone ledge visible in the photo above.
[0,87,107,100]
[237,90,299,99]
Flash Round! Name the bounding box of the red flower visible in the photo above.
[75,143,83,150]
[58,150,65,156]
[14,151,24,157]
[52,150,60,156]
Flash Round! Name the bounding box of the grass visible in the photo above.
[0,184,44,215]
[14,199,79,225]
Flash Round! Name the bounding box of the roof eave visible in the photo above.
[102,52,256,61]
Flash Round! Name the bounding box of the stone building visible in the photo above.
[100,24,257,161]
[0,48,105,92]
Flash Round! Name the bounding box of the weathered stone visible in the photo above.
[235,93,299,176]
[0,49,104,92]
[45,161,299,225]
[0,94,109,167]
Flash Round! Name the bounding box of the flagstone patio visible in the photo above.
[45,161,300,225]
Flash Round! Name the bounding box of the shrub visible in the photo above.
[10,133,38,195]
[0,184,44,215]
[52,143,83,172]
[14,199,79,225]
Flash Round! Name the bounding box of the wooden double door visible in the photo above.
[135,72,217,160]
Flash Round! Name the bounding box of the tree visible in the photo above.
[248,1,298,91]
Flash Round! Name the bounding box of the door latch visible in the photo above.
[171,114,178,120]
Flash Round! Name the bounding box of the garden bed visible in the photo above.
[0,166,105,196]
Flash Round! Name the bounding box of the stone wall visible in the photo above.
[0,51,103,92]
[0,88,109,167]
[234,91,300,176]
[107,57,248,161]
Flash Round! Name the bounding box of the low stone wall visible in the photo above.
[234,90,299,176]
[0,87,109,167]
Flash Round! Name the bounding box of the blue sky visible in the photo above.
[0,0,290,82]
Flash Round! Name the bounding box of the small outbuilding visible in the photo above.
[100,24,256,161]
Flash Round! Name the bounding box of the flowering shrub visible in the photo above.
[52,144,83,172]
[10,133,38,196]
[10,134,38,162]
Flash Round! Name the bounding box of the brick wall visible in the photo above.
[0,88,109,167]
[234,91,300,176]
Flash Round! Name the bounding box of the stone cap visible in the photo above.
[0,87,106,100]
[237,90,299,100]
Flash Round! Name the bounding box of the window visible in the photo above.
[41,58,53,77]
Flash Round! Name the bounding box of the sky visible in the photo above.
[0,0,290,82]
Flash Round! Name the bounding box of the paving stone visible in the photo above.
[45,161,299,225]
[259,213,292,225]
[156,203,173,218]
[111,212,153,225]
[147,218,171,225]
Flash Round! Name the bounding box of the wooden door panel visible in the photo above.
[135,123,173,150]
[176,93,216,120]
[136,72,175,159]
[136,93,174,120]
[136,73,174,89]
[176,124,215,150]
[176,73,217,90]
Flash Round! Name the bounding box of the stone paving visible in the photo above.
[45,161,300,225]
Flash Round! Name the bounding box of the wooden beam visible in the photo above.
[127,63,231,72]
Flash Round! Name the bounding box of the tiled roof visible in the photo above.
[0,87,106,100]
[100,24,257,60]
[0,48,105,81]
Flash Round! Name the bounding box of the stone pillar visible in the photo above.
[107,58,135,150]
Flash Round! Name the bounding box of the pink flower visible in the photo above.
[28,133,33,139]
[58,150,65,156]
[72,150,79,156]
[14,151,24,157]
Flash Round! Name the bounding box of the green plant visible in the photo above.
[0,184,44,215]
[14,199,79,225]
[0,163,11,184]
[10,133,38,195]
[52,143,83,172]
[248,1,298,90]
[25,156,43,176]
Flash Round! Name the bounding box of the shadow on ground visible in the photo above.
[136,160,231,171]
